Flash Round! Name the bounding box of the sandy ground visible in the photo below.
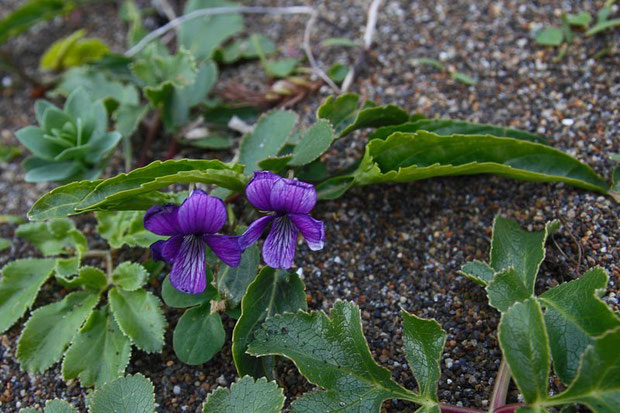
[1,0,618,411]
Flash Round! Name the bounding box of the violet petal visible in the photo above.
[269,178,317,214]
[177,189,226,235]
[239,215,275,249]
[150,240,166,262]
[161,234,183,262]
[169,235,207,294]
[245,171,280,211]
[144,204,181,235]
[204,234,242,267]
[288,213,325,251]
[262,215,299,269]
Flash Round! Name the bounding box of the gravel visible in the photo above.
[1,0,618,412]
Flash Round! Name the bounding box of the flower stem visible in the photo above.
[440,403,487,413]
[489,357,511,412]
[493,403,525,413]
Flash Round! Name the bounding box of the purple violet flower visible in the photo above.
[144,189,241,294]
[240,171,325,269]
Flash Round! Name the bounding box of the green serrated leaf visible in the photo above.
[52,67,139,105]
[370,118,546,144]
[54,256,80,280]
[173,302,225,365]
[88,373,155,413]
[96,210,165,249]
[538,268,620,384]
[498,298,549,404]
[351,132,609,199]
[233,267,307,379]
[40,30,109,71]
[547,327,620,412]
[248,301,424,411]
[490,217,558,293]
[108,288,166,353]
[288,120,334,167]
[535,27,564,46]
[161,273,217,308]
[16,218,86,256]
[57,266,107,290]
[43,399,78,413]
[62,305,131,387]
[179,0,244,61]
[486,267,532,312]
[17,290,99,373]
[111,262,148,291]
[459,260,495,286]
[401,310,446,403]
[203,375,285,413]
[0,258,56,333]
[239,110,298,175]
[216,244,260,307]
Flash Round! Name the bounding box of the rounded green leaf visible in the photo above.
[173,302,225,365]
[288,120,334,167]
[203,376,285,413]
[161,273,216,308]
[88,374,155,413]
[111,262,148,291]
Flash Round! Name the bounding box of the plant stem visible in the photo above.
[139,112,161,167]
[489,357,511,412]
[83,249,114,277]
[440,403,487,413]
[493,403,525,413]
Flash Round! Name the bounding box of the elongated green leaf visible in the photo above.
[62,305,131,387]
[248,301,424,412]
[216,244,260,307]
[567,11,592,27]
[56,159,247,212]
[17,291,99,373]
[258,155,294,173]
[179,0,244,61]
[0,258,55,333]
[288,120,334,167]
[16,218,86,256]
[370,119,546,144]
[203,376,285,413]
[239,110,298,175]
[353,132,609,196]
[498,298,549,404]
[111,262,148,291]
[161,273,217,308]
[173,302,225,365]
[490,217,559,293]
[487,267,532,312]
[547,327,620,412]
[401,310,446,402]
[233,267,307,378]
[88,374,155,413]
[0,0,74,45]
[586,18,620,36]
[316,175,355,200]
[43,400,78,413]
[0,238,10,252]
[459,260,495,286]
[28,180,102,220]
[339,104,409,138]
[316,94,360,135]
[96,210,164,249]
[108,288,166,353]
[538,268,620,384]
